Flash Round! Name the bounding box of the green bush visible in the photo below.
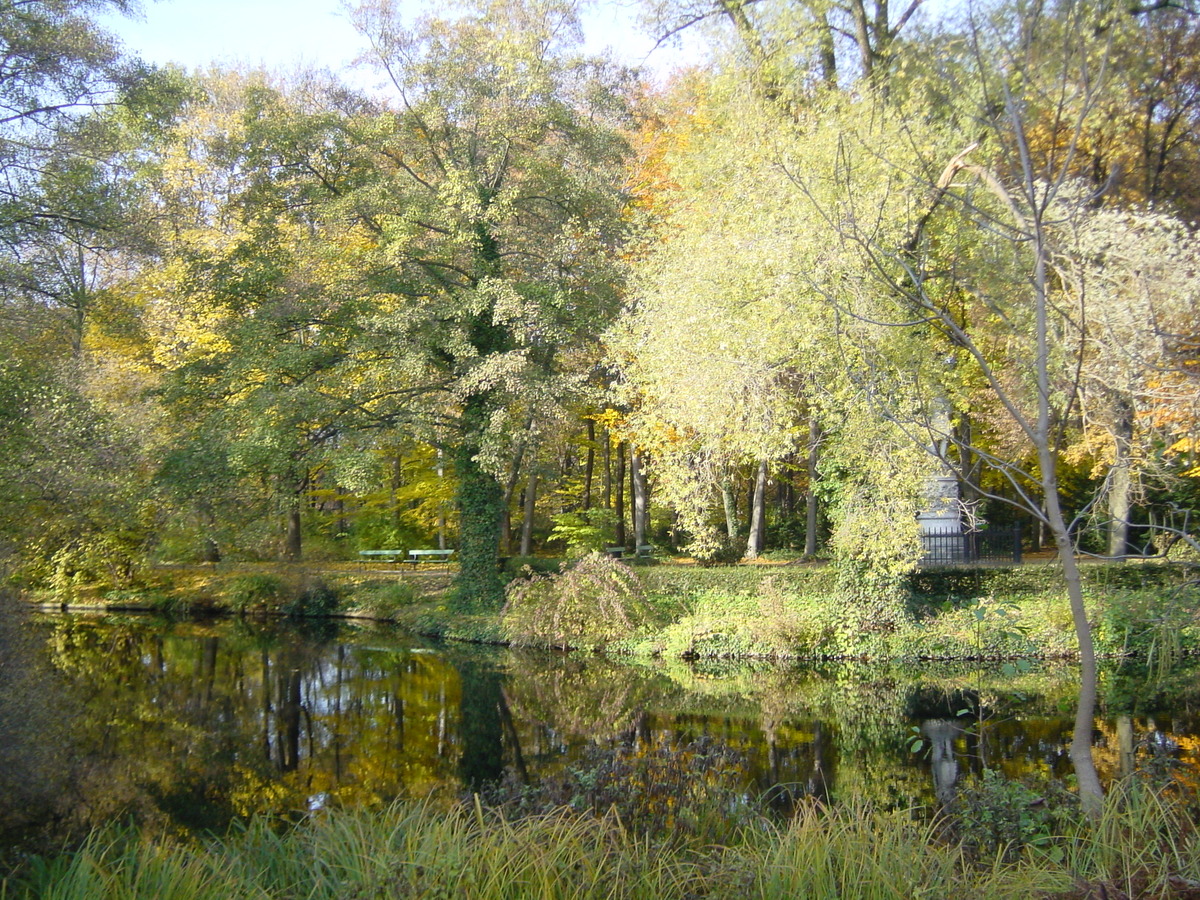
[225,574,287,613]
[548,508,618,558]
[503,553,651,650]
[694,534,747,567]
[952,770,1079,863]
[639,565,838,604]
[1093,586,1200,670]
[281,580,342,618]
[502,556,565,578]
[351,580,418,617]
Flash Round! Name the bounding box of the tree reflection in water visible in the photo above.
[11,614,1200,843]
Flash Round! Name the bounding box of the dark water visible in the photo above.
[2,614,1198,837]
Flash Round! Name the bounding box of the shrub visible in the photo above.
[690,532,746,567]
[502,556,564,578]
[548,508,619,558]
[351,580,418,617]
[951,770,1079,863]
[281,580,341,618]
[502,553,651,650]
[1093,586,1200,671]
[225,574,287,613]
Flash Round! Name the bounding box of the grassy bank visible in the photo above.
[5,776,1199,900]
[503,558,1200,662]
[20,558,1200,662]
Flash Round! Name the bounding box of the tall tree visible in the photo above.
[344,0,632,607]
[795,0,1199,812]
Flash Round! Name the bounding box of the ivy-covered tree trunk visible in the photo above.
[722,483,740,539]
[454,394,506,611]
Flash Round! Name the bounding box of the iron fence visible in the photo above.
[920,526,1022,567]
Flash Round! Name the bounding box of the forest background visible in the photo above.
[5,0,1200,599]
[5,0,1200,837]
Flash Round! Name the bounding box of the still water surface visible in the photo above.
[10,614,1200,834]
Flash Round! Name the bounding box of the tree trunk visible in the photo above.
[435,450,447,550]
[285,498,302,562]
[199,501,221,563]
[819,10,838,87]
[583,418,595,510]
[1108,400,1135,559]
[722,482,739,538]
[746,459,768,559]
[632,449,648,549]
[1049,495,1105,816]
[614,441,627,547]
[500,422,532,556]
[454,394,506,610]
[520,470,537,557]
[391,454,403,541]
[805,421,821,558]
[603,429,612,509]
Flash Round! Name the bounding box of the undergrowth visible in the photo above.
[8,771,1200,900]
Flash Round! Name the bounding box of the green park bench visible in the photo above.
[406,549,455,566]
[603,545,656,559]
[359,549,455,567]
[359,549,406,564]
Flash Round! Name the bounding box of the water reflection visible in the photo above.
[13,614,1200,838]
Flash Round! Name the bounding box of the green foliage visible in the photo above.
[952,771,1079,864]
[647,578,839,659]
[639,565,841,601]
[348,580,418,618]
[280,580,342,618]
[1093,586,1200,673]
[224,574,287,613]
[691,532,747,567]
[548,507,618,558]
[15,780,1200,899]
[906,563,1193,606]
[502,553,651,650]
[483,736,755,843]
[502,556,564,578]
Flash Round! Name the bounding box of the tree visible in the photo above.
[134,70,385,562]
[0,0,187,583]
[638,0,927,97]
[792,0,1193,812]
[342,0,633,606]
[612,75,935,580]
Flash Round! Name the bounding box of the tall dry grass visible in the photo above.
[6,778,1198,899]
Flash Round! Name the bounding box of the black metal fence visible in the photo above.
[920,526,1022,567]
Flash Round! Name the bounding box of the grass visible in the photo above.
[18,558,1200,662]
[6,777,1199,899]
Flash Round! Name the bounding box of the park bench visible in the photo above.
[405,548,454,566]
[359,549,406,564]
[603,545,656,560]
[359,549,455,567]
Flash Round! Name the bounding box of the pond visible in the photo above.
[1,613,1197,839]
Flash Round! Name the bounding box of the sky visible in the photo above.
[98,0,707,83]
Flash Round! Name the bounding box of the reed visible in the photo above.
[8,782,1198,899]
